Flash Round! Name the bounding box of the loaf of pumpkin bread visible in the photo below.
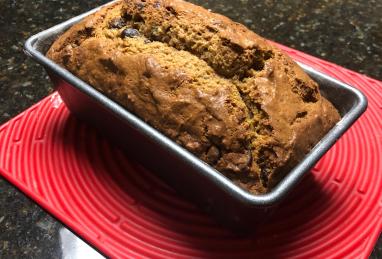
[47,0,340,194]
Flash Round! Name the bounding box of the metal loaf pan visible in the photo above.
[24,2,367,230]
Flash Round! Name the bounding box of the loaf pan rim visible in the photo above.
[24,0,368,207]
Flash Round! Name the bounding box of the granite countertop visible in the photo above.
[0,0,381,257]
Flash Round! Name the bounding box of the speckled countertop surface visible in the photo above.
[0,0,381,258]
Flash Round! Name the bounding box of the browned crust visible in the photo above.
[47,0,340,194]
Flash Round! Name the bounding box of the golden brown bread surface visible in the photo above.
[47,0,340,194]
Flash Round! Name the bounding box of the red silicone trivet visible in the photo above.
[0,46,381,258]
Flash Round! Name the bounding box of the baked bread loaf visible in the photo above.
[47,0,340,194]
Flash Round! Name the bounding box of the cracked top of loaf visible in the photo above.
[47,0,340,194]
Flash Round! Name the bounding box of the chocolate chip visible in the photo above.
[123,12,132,21]
[121,28,140,38]
[143,70,151,78]
[165,6,177,15]
[206,25,218,33]
[206,145,220,164]
[132,14,144,22]
[109,17,126,29]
